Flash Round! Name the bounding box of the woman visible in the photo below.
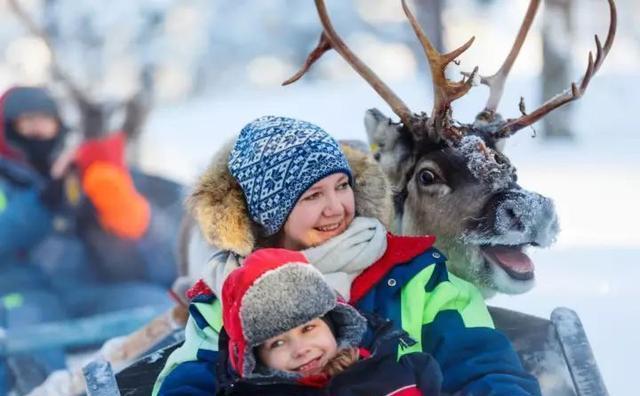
[154,115,540,395]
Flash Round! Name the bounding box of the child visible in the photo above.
[218,248,442,395]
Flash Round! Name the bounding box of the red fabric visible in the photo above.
[358,347,372,359]
[0,88,23,160]
[384,385,422,396]
[186,279,214,300]
[222,249,310,377]
[298,373,331,388]
[74,131,127,175]
[349,233,436,304]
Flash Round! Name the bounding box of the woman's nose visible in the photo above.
[322,191,343,217]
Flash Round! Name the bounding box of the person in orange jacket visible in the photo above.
[0,86,176,393]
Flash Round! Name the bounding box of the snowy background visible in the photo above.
[2,0,639,394]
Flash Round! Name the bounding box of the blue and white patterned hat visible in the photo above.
[228,116,352,235]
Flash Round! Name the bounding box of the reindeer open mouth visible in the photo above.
[480,244,534,281]
[460,188,559,291]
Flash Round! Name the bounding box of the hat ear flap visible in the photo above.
[229,340,245,376]
[189,140,255,256]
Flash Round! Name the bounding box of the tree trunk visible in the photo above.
[542,0,575,139]
[414,0,444,52]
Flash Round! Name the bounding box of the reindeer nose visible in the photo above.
[490,190,559,245]
[495,199,525,233]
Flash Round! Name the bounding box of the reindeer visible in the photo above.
[284,0,616,296]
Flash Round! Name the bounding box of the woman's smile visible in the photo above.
[315,220,343,233]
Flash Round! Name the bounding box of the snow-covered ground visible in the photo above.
[140,73,639,395]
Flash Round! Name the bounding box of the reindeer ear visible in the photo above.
[364,108,401,152]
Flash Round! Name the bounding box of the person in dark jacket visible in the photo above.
[216,247,442,396]
[0,86,176,393]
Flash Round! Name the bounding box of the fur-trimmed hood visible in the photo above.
[188,139,393,256]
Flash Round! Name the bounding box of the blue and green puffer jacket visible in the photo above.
[154,234,540,396]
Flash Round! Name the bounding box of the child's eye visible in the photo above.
[302,324,316,333]
[269,339,285,349]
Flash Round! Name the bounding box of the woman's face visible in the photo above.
[280,172,355,250]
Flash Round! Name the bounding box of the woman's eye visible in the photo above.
[418,169,436,186]
[336,182,349,191]
[303,192,321,201]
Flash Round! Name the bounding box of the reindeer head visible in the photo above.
[285,0,616,295]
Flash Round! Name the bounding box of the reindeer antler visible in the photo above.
[401,0,477,120]
[472,0,542,113]
[284,0,414,127]
[496,0,617,138]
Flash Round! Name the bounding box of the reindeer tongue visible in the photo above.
[481,246,534,280]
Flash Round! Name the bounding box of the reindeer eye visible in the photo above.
[418,169,436,185]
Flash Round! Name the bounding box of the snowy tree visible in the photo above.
[541,0,575,139]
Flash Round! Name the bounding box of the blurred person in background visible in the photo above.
[0,86,176,392]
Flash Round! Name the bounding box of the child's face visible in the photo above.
[257,317,338,376]
[280,172,355,250]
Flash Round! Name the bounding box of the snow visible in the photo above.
[457,134,514,190]
[82,359,117,393]
[140,70,639,395]
[144,350,166,364]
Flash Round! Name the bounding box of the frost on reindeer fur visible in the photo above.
[457,135,515,191]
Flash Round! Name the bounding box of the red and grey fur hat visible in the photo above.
[222,248,367,378]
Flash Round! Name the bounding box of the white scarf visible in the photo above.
[303,217,387,300]
[202,217,388,301]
